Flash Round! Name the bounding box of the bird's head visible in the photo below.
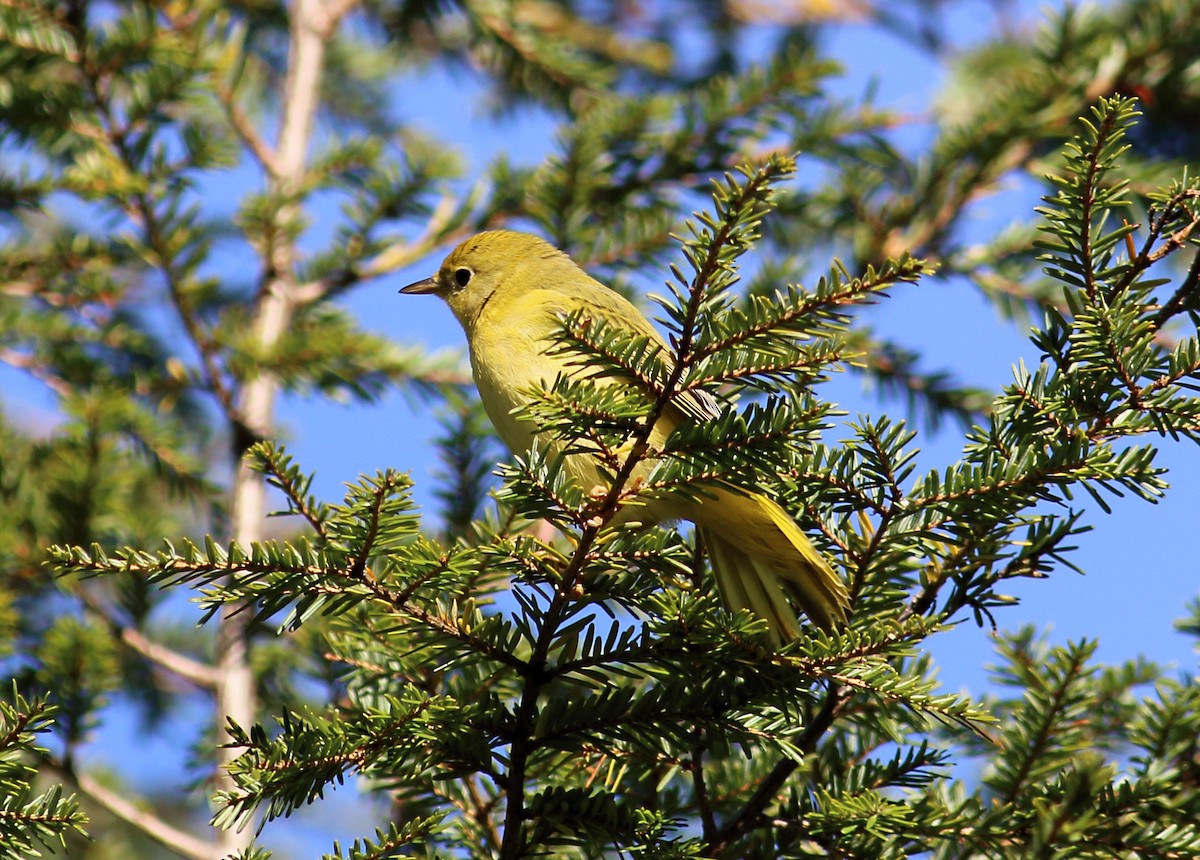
[400,230,571,330]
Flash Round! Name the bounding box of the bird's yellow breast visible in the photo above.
[467,287,678,513]
[468,290,563,456]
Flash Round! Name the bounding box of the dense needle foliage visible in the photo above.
[2,1,1200,858]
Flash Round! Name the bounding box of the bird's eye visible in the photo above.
[454,267,472,288]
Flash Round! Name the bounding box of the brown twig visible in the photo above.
[54,765,213,860]
[708,684,851,856]
[76,589,220,689]
[497,163,785,859]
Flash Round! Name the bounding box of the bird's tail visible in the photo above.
[695,490,848,643]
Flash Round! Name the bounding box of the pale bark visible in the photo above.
[72,770,214,860]
[214,0,357,854]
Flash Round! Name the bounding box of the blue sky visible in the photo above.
[290,6,1199,686]
[6,1,1198,854]
[259,6,1199,849]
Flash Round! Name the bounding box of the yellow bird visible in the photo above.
[400,230,849,642]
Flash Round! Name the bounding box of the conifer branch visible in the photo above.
[214,0,349,849]
[155,4,283,177]
[77,589,220,689]
[0,346,73,398]
[212,78,281,179]
[71,38,242,431]
[0,693,88,859]
[689,740,717,840]
[298,192,484,304]
[248,443,330,540]
[63,768,212,860]
[709,684,851,856]
[1152,245,1200,329]
[16,6,1200,855]
[497,157,793,859]
[690,257,927,362]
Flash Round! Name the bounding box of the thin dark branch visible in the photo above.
[709,684,851,857]
[691,739,717,841]
[497,165,782,860]
[1153,248,1200,329]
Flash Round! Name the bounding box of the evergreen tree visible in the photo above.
[2,1,1199,857]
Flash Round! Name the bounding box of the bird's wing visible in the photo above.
[563,283,721,422]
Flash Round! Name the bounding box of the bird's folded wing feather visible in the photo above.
[564,284,722,423]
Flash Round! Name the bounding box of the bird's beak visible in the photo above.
[399,276,440,295]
